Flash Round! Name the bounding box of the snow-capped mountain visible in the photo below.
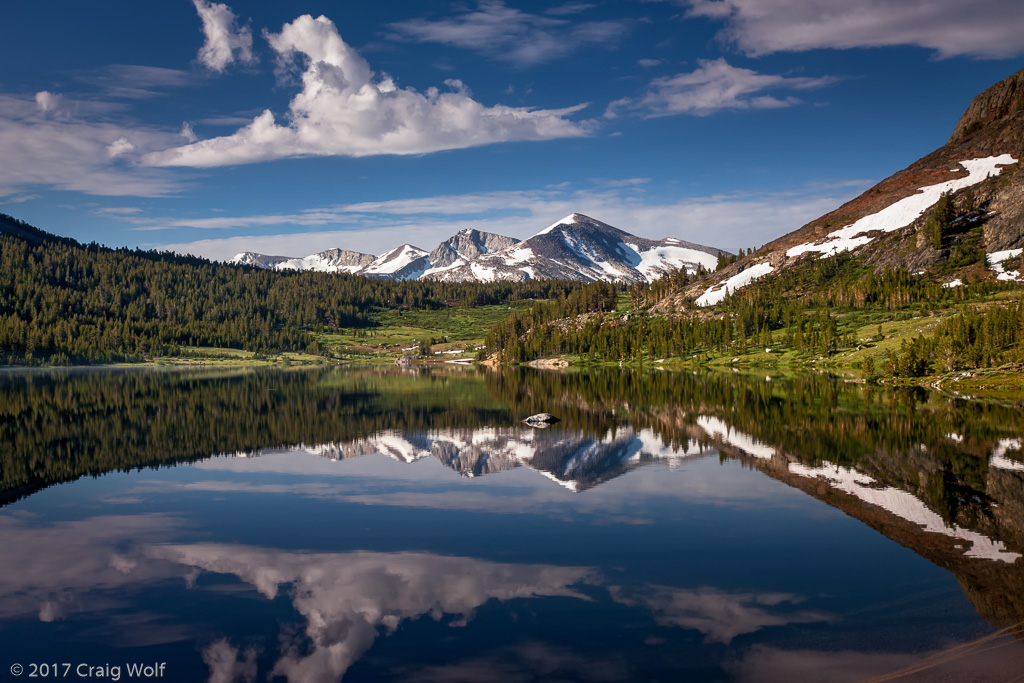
[235,248,376,273]
[230,217,725,284]
[361,244,431,279]
[428,213,722,283]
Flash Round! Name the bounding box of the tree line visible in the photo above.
[0,213,583,365]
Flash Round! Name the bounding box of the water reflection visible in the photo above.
[153,545,596,682]
[2,366,1024,680]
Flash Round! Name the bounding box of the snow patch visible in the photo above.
[470,262,496,282]
[503,247,534,265]
[629,242,720,281]
[537,213,580,235]
[365,244,428,275]
[991,438,1024,472]
[988,248,1023,282]
[696,415,775,460]
[789,461,1021,563]
[421,258,467,278]
[787,155,1017,259]
[695,262,775,307]
[942,279,963,288]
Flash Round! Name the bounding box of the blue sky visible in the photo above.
[2,0,1022,259]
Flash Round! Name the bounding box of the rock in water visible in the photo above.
[523,413,560,427]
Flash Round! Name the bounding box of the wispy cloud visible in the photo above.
[192,0,255,72]
[145,13,589,167]
[0,93,183,197]
[388,0,631,67]
[606,58,836,117]
[76,64,193,99]
[684,0,1024,59]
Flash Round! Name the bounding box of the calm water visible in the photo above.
[1,366,1023,682]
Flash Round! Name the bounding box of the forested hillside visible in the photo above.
[0,214,580,365]
[483,253,1024,379]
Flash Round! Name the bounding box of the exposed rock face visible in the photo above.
[950,66,1024,143]
[426,229,520,270]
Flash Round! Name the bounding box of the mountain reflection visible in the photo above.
[304,426,709,491]
[2,365,1024,648]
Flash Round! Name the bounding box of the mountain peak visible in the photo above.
[950,66,1024,143]
[538,213,586,235]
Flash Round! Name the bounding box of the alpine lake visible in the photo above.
[1,365,1023,682]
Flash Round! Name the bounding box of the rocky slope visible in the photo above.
[657,65,1024,311]
[425,228,520,272]
[232,217,725,284]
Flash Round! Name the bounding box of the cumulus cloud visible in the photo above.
[192,0,255,72]
[606,58,835,117]
[684,0,1024,59]
[388,0,630,67]
[0,93,183,197]
[145,14,589,167]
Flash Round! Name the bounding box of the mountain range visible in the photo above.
[232,213,725,284]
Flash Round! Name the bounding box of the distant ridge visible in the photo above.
[232,214,727,284]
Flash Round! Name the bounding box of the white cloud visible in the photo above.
[192,0,255,72]
[389,0,630,67]
[607,58,835,117]
[684,0,1024,59]
[76,65,193,99]
[637,58,663,68]
[106,136,136,158]
[145,14,589,168]
[150,181,857,260]
[34,91,60,113]
[0,93,183,197]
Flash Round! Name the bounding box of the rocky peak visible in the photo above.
[428,229,520,269]
[950,66,1024,143]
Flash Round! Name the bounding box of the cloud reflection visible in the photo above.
[609,585,830,644]
[148,544,598,682]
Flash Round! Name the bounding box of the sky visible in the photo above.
[2,0,1023,260]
